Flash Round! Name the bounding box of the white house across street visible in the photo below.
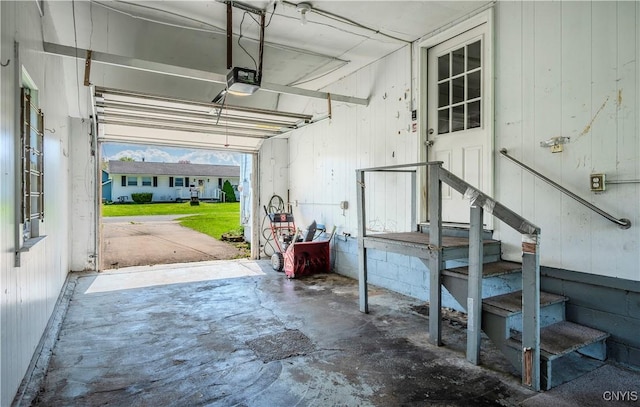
[107,160,240,202]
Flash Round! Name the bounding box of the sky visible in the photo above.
[101,143,242,166]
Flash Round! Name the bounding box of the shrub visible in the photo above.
[131,192,153,204]
[222,180,237,202]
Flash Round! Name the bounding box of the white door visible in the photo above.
[427,24,492,226]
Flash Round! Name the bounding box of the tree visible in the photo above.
[222,180,237,202]
[119,157,135,161]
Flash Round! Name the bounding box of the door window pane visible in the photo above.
[467,71,481,100]
[438,54,449,81]
[452,47,465,76]
[452,77,465,104]
[467,41,481,70]
[467,101,481,129]
[438,108,449,134]
[438,82,449,108]
[452,105,465,132]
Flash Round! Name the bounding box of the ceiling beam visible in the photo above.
[43,42,369,106]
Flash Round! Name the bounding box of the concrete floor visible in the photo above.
[21,260,640,406]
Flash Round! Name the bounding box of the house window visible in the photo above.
[153,176,158,187]
[142,176,152,186]
[175,177,184,187]
[128,177,138,186]
[121,175,126,187]
[437,39,482,134]
[20,87,44,241]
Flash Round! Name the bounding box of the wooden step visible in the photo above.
[418,223,494,239]
[362,232,500,262]
[483,290,566,318]
[443,260,521,279]
[506,321,610,390]
[508,321,609,361]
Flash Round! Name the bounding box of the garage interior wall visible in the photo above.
[276,0,640,366]
[281,1,640,283]
[258,138,290,257]
[1,3,72,405]
[70,118,98,272]
[494,1,640,281]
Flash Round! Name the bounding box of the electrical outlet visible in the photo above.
[590,174,605,192]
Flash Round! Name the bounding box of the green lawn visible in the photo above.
[102,202,242,240]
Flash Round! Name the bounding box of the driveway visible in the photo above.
[101,217,245,270]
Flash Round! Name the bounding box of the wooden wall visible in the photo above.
[494,1,640,281]
[280,2,639,282]
[0,2,72,405]
[281,46,417,239]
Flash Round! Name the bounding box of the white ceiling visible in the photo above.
[41,0,492,152]
[43,0,492,113]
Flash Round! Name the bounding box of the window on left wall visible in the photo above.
[20,86,45,241]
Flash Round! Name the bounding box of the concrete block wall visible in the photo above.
[541,267,640,368]
[332,237,461,310]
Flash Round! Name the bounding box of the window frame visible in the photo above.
[436,38,483,135]
[175,177,184,187]
[141,176,152,186]
[20,87,44,242]
[127,176,138,186]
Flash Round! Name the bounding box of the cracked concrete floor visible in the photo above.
[25,260,638,406]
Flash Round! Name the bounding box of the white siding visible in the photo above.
[277,2,639,282]
[494,1,640,280]
[1,2,72,405]
[282,46,416,238]
[109,175,237,202]
[70,119,97,272]
[258,138,289,256]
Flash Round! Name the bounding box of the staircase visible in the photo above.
[439,229,609,390]
[356,161,612,392]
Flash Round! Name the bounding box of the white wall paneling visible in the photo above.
[285,46,416,239]
[70,119,97,272]
[258,138,289,258]
[1,2,72,405]
[282,2,639,281]
[494,1,639,280]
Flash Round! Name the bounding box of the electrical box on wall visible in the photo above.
[590,174,605,192]
[340,201,348,210]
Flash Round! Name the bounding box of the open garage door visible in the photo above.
[92,87,312,153]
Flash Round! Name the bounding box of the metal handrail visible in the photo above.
[500,149,631,229]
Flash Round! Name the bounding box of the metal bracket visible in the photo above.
[83,50,92,86]
[540,136,570,153]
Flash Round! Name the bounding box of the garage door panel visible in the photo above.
[94,87,312,153]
